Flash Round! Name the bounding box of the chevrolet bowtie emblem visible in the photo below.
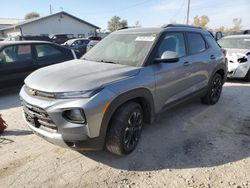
[29,89,37,96]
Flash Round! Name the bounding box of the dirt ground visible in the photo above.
[0,81,250,188]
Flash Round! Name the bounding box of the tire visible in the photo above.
[201,73,223,105]
[245,69,250,82]
[106,102,143,156]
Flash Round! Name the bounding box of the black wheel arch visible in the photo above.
[98,88,155,148]
[210,63,227,84]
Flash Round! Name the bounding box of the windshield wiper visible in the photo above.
[95,59,117,64]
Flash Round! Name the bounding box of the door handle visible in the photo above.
[210,55,216,60]
[183,61,191,66]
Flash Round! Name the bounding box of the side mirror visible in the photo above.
[155,51,179,63]
[215,32,223,41]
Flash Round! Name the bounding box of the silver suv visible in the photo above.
[20,24,227,156]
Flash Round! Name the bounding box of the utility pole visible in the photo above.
[50,4,52,14]
[186,0,190,24]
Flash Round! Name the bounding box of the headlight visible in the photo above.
[54,88,103,99]
[63,109,86,124]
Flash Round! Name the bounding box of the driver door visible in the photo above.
[153,32,194,109]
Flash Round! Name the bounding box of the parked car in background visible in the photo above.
[218,35,250,81]
[0,41,77,89]
[20,35,52,42]
[86,40,99,51]
[243,30,250,34]
[20,24,227,156]
[88,36,102,41]
[50,34,74,44]
[63,38,90,55]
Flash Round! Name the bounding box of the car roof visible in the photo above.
[222,34,250,39]
[89,40,99,43]
[114,24,209,35]
[0,40,53,46]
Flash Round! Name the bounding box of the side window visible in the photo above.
[205,35,221,49]
[76,40,84,45]
[35,44,62,58]
[157,32,186,58]
[0,45,32,63]
[78,34,85,38]
[187,33,206,54]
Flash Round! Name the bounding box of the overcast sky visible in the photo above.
[1,0,249,30]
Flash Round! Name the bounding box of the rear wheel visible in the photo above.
[106,102,143,156]
[201,73,223,105]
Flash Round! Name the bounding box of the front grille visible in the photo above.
[24,85,55,99]
[21,100,57,132]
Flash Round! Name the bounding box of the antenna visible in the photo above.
[50,4,52,14]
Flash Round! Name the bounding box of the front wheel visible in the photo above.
[201,73,223,105]
[106,102,143,156]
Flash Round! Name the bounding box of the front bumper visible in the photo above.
[227,55,250,78]
[25,117,69,148]
[19,86,116,150]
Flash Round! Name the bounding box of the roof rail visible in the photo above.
[117,26,129,30]
[162,24,202,29]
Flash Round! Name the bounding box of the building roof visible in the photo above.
[0,18,23,25]
[0,11,100,31]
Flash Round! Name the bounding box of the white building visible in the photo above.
[0,11,100,38]
[0,18,23,29]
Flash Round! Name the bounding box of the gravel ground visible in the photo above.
[0,81,250,188]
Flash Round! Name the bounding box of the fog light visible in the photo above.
[63,109,86,124]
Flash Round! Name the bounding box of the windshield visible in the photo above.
[218,37,250,49]
[82,32,157,66]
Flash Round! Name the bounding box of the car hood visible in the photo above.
[25,59,141,92]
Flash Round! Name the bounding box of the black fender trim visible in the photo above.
[67,88,155,151]
[210,63,227,84]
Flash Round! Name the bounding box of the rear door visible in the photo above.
[0,44,34,88]
[183,32,211,91]
[33,43,74,69]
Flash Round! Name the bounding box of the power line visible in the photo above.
[169,0,186,21]
[81,0,154,15]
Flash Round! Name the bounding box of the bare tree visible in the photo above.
[232,18,242,31]
[134,21,141,28]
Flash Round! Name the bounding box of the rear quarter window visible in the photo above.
[187,32,207,54]
[205,35,221,49]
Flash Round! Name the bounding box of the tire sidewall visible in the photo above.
[209,74,223,105]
